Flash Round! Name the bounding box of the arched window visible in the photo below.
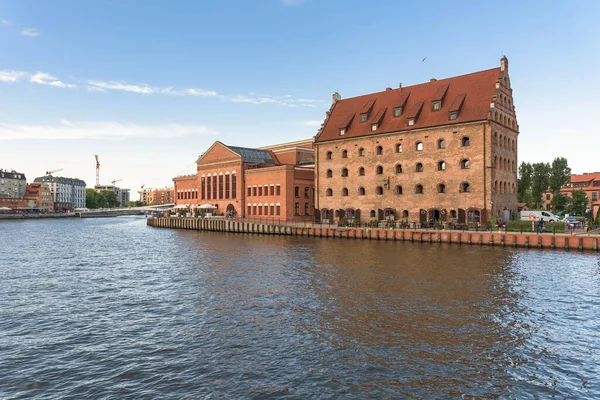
[415,184,424,194]
[461,182,470,193]
[326,151,332,160]
[295,202,299,215]
[494,156,498,168]
[438,139,446,149]
[395,185,403,195]
[358,187,365,195]
[376,146,383,155]
[326,169,332,178]
[462,137,470,147]
[402,210,409,219]
[416,142,423,151]
[438,184,446,193]
[342,168,348,177]
[376,186,383,195]
[395,164,403,173]
[342,150,348,158]
[461,159,470,169]
[370,210,376,218]
[342,188,348,197]
[494,180,498,193]
[396,144,402,153]
[304,203,309,215]
[376,166,383,175]
[416,163,423,172]
[438,161,446,171]
[359,147,365,156]
[359,167,365,176]
[304,187,309,198]
[326,188,333,197]
[450,210,457,219]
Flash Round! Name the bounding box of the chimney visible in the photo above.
[501,56,508,72]
[398,83,402,92]
[385,87,392,91]
[332,92,341,105]
[430,78,437,82]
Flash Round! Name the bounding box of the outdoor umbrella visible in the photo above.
[199,204,217,209]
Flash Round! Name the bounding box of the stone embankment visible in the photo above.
[147,217,599,252]
[0,213,79,220]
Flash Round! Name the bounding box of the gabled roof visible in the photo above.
[315,67,500,143]
[227,145,275,164]
[570,173,600,183]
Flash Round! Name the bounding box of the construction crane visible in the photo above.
[45,168,63,176]
[95,154,100,186]
[111,179,123,186]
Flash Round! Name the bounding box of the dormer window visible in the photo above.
[393,107,402,117]
[407,101,423,127]
[359,100,375,123]
[339,128,346,136]
[408,118,415,126]
[371,123,378,131]
[432,101,441,111]
[449,112,458,120]
[448,93,465,120]
[360,114,368,123]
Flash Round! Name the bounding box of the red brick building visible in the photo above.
[543,172,600,218]
[313,57,519,225]
[174,139,315,222]
[23,183,54,212]
[138,187,174,205]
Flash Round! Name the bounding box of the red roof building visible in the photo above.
[544,173,600,215]
[314,57,518,225]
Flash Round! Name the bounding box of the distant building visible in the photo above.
[23,183,54,212]
[34,175,86,210]
[138,187,174,205]
[94,185,130,207]
[0,170,27,199]
[173,139,315,222]
[544,172,600,216]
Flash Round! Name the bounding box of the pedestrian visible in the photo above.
[538,217,545,234]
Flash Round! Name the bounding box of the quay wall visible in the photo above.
[147,217,599,252]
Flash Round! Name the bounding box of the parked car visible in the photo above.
[564,216,579,225]
[519,210,561,222]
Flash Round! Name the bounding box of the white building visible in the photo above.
[34,175,87,210]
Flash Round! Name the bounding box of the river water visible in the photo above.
[1,217,599,399]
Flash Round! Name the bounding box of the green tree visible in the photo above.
[522,188,534,208]
[550,193,569,213]
[595,208,600,224]
[85,189,100,209]
[100,191,120,208]
[549,157,571,194]
[127,200,143,207]
[568,190,588,215]
[530,162,551,208]
[517,162,533,203]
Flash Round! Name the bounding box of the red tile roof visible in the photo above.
[316,67,500,143]
[570,173,600,183]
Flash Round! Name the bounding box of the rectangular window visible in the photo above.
[270,185,274,195]
[225,175,230,199]
[304,203,309,216]
[393,107,402,117]
[212,176,217,199]
[432,101,441,111]
[247,187,252,197]
[232,174,236,199]
[270,205,274,215]
[219,175,223,199]
[408,118,415,126]
[259,186,263,196]
[360,113,367,123]
[294,202,299,215]
[253,205,257,215]
[449,112,457,120]
[592,192,598,202]
[264,205,268,215]
[264,185,268,196]
[253,186,257,196]
[247,205,251,215]
[276,205,280,215]
[295,186,300,197]
[276,185,281,196]
[259,206,262,215]
[207,179,211,199]
[339,128,345,136]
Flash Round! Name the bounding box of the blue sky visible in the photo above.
[1,0,599,197]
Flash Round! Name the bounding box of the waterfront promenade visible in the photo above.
[148,217,599,252]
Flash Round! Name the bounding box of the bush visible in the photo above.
[370,219,379,227]
[506,220,565,233]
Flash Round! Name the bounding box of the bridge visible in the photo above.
[79,204,172,218]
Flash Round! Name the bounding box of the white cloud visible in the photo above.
[86,80,152,94]
[1,68,322,107]
[1,19,9,25]
[86,80,218,97]
[30,72,76,88]
[299,120,322,127]
[0,70,27,82]
[0,119,218,141]
[21,28,40,37]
